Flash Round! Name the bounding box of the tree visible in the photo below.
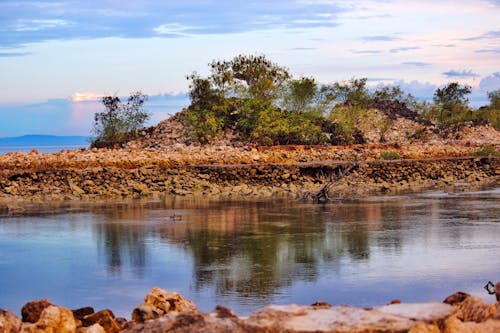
[319,78,372,109]
[431,82,472,128]
[209,54,290,100]
[92,92,150,147]
[280,77,319,113]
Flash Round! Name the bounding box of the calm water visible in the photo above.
[0,188,499,318]
[0,145,88,154]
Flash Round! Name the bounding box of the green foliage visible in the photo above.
[327,106,373,144]
[92,92,149,148]
[475,90,500,130]
[379,151,400,160]
[319,78,372,109]
[280,77,319,113]
[472,145,500,157]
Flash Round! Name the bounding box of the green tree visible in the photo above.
[280,77,319,113]
[319,78,372,109]
[432,82,472,128]
[92,92,149,147]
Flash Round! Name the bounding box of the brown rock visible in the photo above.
[214,305,237,319]
[82,309,120,333]
[444,291,470,305]
[455,296,496,323]
[131,287,197,323]
[76,323,105,333]
[444,316,500,333]
[21,299,53,323]
[72,307,94,321]
[375,302,454,324]
[0,308,22,333]
[123,310,246,333]
[495,282,500,302]
[408,322,441,333]
[21,305,77,333]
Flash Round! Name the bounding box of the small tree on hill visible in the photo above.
[92,91,150,148]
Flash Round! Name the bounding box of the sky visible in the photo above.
[0,0,499,137]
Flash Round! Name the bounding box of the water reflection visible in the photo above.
[0,189,499,316]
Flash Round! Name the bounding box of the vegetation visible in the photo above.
[92,92,150,148]
[472,145,500,157]
[177,54,499,145]
[379,151,400,160]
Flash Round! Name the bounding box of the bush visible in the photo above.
[472,146,499,157]
[91,92,149,148]
[379,151,400,160]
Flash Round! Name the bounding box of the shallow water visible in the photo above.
[0,188,499,318]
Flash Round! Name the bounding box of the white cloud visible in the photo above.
[14,19,70,32]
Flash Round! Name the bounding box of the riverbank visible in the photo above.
[1,286,499,332]
[0,140,499,206]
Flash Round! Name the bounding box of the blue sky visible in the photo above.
[0,0,499,136]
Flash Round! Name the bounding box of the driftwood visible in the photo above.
[300,163,358,203]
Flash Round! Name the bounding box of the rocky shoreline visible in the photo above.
[0,143,499,207]
[1,285,499,332]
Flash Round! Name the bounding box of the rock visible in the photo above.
[408,322,440,333]
[68,180,85,195]
[375,302,454,324]
[81,309,120,333]
[76,323,105,333]
[21,299,53,323]
[123,310,246,333]
[131,287,197,323]
[21,305,77,333]
[454,295,496,323]
[0,308,22,333]
[444,316,500,333]
[495,281,500,302]
[72,307,94,321]
[444,291,470,305]
[244,304,417,332]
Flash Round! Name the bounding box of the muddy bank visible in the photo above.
[0,152,498,205]
[1,286,499,332]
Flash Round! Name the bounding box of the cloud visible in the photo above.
[71,92,104,102]
[362,35,398,41]
[289,47,317,51]
[442,70,480,78]
[478,72,500,93]
[402,62,430,67]
[351,49,382,54]
[390,47,420,53]
[461,30,500,41]
[0,0,347,48]
[392,80,437,101]
[475,48,500,54]
[0,51,31,57]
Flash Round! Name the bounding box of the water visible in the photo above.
[0,188,499,318]
[0,145,88,154]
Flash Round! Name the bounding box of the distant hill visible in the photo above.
[0,135,90,146]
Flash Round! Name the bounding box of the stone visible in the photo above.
[72,307,94,321]
[21,305,77,333]
[244,304,417,333]
[408,322,441,333]
[443,291,470,305]
[444,316,500,333]
[454,295,496,323]
[21,299,53,323]
[375,302,454,323]
[123,310,246,333]
[0,308,22,333]
[131,287,197,323]
[82,309,120,333]
[495,281,500,302]
[76,323,105,333]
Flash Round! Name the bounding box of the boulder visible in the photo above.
[72,307,95,321]
[454,295,496,323]
[21,299,53,323]
[81,309,120,333]
[76,323,105,333]
[0,308,22,333]
[131,287,196,323]
[375,302,453,324]
[495,281,500,302]
[21,305,76,333]
[123,310,245,333]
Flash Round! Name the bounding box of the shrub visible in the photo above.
[472,146,500,157]
[379,151,400,160]
[91,92,149,148]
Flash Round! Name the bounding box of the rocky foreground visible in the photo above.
[1,285,500,333]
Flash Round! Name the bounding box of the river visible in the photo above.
[0,188,499,318]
